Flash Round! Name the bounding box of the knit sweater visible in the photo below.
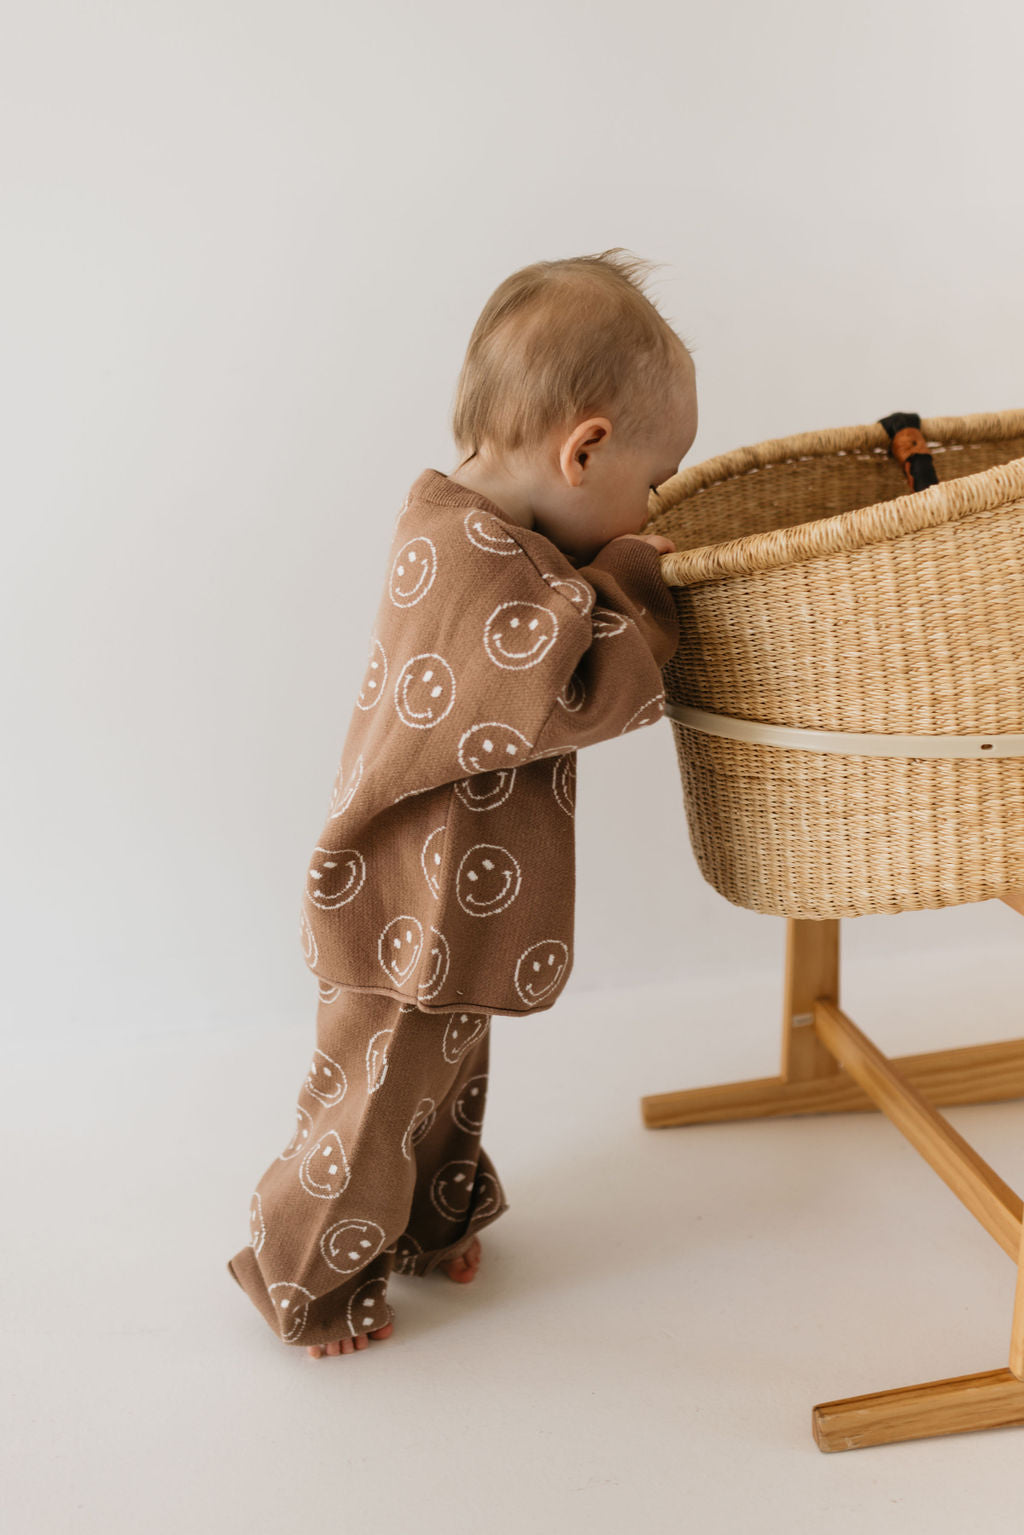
[299,466,680,1017]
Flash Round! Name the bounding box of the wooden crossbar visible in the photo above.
[811,1000,1023,1261]
[814,1369,1024,1452]
[641,896,1024,1449]
[639,1036,1024,1127]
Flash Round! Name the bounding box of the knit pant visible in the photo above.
[226,985,509,1348]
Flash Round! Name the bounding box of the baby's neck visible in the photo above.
[447,458,537,532]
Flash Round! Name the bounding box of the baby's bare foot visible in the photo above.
[307,1321,393,1359]
[306,1237,483,1357]
[439,1233,482,1284]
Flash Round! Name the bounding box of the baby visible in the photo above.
[226,247,698,1358]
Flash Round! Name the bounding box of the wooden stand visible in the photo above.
[640,892,1024,1453]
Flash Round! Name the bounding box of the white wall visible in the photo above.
[3,0,1023,1042]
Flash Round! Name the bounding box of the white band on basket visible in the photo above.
[664,703,1024,759]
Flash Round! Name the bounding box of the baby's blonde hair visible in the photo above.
[451,247,692,468]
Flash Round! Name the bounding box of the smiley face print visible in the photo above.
[321,1216,387,1276]
[442,1011,489,1063]
[402,1097,437,1159]
[416,925,451,1001]
[593,606,630,638]
[456,843,522,917]
[247,1192,267,1255]
[347,1276,393,1338]
[389,536,437,607]
[328,754,363,818]
[388,1233,424,1275]
[394,653,456,729]
[378,916,424,986]
[305,846,366,910]
[299,908,319,970]
[514,939,570,1004]
[466,1169,504,1223]
[268,1281,315,1343]
[299,1128,351,1199]
[483,601,559,670]
[453,769,516,811]
[551,753,576,816]
[422,824,446,897]
[463,508,522,555]
[557,669,586,713]
[430,1159,478,1221]
[280,1103,315,1161]
[541,573,594,616]
[622,692,666,731]
[458,721,533,774]
[451,1073,488,1134]
[303,1048,348,1107]
[356,636,388,710]
[366,1029,393,1093]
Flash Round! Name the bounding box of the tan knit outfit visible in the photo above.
[227,468,679,1345]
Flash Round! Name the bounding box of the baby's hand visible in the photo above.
[617,533,676,555]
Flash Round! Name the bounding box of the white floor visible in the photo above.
[4,938,1024,1534]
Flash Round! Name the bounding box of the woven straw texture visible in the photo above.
[645,410,1024,919]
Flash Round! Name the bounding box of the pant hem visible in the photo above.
[403,1201,511,1278]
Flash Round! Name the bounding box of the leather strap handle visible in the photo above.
[879,410,939,491]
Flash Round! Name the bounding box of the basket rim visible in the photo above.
[650,408,1024,587]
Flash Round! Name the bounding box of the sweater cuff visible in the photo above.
[588,536,680,635]
[588,534,666,587]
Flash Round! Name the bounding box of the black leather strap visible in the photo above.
[879,411,939,491]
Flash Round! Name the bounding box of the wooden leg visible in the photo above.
[780,919,841,1082]
[811,1000,1022,1259]
[641,918,838,1126]
[807,994,1024,1450]
[1012,1204,1024,1381]
[812,1369,1024,1452]
[639,901,1024,1450]
[640,918,1024,1129]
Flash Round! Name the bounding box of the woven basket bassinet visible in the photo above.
[646,409,1024,920]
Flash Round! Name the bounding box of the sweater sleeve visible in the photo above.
[339,527,682,815]
[523,535,681,758]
